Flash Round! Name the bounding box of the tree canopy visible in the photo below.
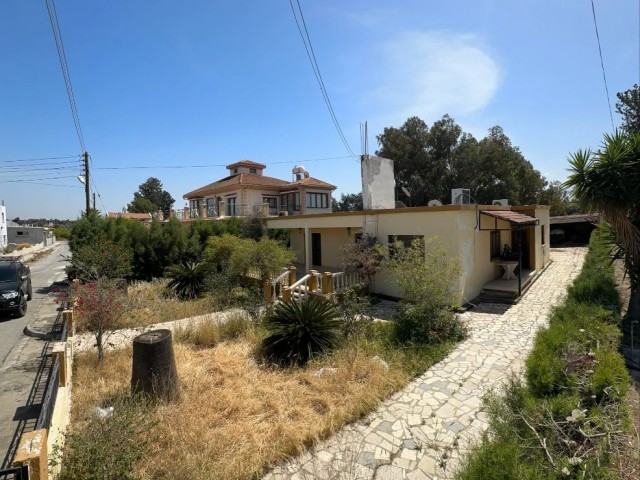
[333,192,363,212]
[128,177,175,215]
[616,84,640,134]
[375,115,554,206]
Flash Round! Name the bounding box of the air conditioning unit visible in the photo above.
[492,199,509,206]
[451,188,471,205]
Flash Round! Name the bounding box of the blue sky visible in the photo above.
[0,0,637,219]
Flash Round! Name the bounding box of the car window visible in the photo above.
[0,266,17,282]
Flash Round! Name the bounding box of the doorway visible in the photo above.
[511,229,531,269]
[311,233,322,266]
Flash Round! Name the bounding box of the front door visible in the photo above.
[311,233,322,266]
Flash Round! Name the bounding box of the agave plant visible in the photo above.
[165,260,214,300]
[262,297,343,366]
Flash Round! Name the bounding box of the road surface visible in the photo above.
[0,242,69,467]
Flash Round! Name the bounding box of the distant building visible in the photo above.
[6,221,56,247]
[106,212,153,224]
[180,160,336,220]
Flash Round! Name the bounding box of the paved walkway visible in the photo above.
[264,247,587,480]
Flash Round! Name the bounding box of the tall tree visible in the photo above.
[565,131,640,321]
[128,177,175,216]
[615,84,640,134]
[376,115,546,205]
[333,193,363,212]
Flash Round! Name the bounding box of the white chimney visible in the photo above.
[361,155,395,210]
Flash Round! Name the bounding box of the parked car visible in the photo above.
[0,259,33,317]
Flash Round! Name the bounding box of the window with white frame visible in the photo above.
[305,192,328,208]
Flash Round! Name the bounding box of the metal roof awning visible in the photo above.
[479,210,539,230]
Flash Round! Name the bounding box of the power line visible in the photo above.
[44,0,86,151]
[0,166,78,174]
[93,155,353,171]
[288,0,357,160]
[590,0,615,131]
[0,155,80,165]
[89,155,107,213]
[1,181,83,188]
[0,175,78,183]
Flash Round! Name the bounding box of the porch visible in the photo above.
[476,268,537,304]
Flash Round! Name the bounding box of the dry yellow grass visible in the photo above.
[71,336,417,480]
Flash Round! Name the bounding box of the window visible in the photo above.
[233,168,238,174]
[17,231,29,236]
[490,230,500,259]
[280,192,300,212]
[305,192,328,208]
[249,168,257,174]
[227,197,237,216]
[263,197,277,208]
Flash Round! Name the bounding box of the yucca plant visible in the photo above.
[165,260,214,300]
[261,297,343,366]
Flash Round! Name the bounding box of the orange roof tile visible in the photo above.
[480,210,538,226]
[282,177,336,190]
[184,173,288,199]
[226,159,267,170]
[107,212,152,220]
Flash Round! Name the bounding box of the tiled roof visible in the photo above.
[107,212,152,220]
[184,173,288,199]
[226,159,267,170]
[281,177,337,190]
[480,210,538,226]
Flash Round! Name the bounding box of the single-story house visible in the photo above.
[6,221,56,247]
[265,155,551,303]
[106,212,153,224]
[549,213,599,245]
[180,160,336,220]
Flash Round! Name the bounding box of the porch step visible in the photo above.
[474,288,519,304]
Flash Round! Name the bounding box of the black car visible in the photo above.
[0,260,33,317]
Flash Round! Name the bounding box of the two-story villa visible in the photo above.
[182,160,336,219]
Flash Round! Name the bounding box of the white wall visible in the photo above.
[0,205,6,250]
[361,155,395,210]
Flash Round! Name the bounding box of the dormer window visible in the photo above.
[233,169,238,174]
[250,168,257,174]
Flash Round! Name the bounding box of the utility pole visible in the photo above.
[83,151,90,217]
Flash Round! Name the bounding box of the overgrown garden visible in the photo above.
[455,232,633,480]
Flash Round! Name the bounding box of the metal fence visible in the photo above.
[0,466,29,480]
[35,357,60,431]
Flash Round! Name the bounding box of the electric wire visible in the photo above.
[3,181,83,188]
[288,0,357,160]
[0,175,78,183]
[44,0,85,151]
[88,155,107,213]
[93,155,353,171]
[0,161,80,169]
[0,166,78,173]
[0,155,80,164]
[590,0,616,131]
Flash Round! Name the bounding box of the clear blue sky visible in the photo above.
[1,0,637,220]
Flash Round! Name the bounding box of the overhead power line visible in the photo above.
[590,0,615,131]
[44,0,86,151]
[288,0,357,160]
[0,175,78,183]
[0,155,79,164]
[88,155,107,213]
[93,155,353,171]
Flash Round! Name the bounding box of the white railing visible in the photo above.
[332,271,362,293]
[271,269,290,300]
[288,274,312,300]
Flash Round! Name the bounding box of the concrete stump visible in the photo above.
[131,329,179,401]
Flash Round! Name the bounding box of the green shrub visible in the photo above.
[393,302,467,345]
[567,231,619,308]
[165,260,214,299]
[261,298,342,366]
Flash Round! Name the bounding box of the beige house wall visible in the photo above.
[266,205,551,302]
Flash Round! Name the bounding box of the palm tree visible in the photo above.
[165,260,214,299]
[565,131,640,321]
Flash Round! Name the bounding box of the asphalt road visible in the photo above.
[0,243,69,367]
[0,242,69,467]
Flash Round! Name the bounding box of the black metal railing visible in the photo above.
[0,465,29,480]
[35,358,59,431]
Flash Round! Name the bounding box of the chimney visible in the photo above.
[361,155,395,210]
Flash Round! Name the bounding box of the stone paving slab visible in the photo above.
[263,247,587,480]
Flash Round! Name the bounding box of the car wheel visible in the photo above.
[16,296,27,317]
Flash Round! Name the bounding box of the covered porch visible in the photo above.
[477,209,540,304]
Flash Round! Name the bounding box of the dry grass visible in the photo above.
[70,327,449,480]
[106,280,227,330]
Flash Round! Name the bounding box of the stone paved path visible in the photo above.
[264,247,587,480]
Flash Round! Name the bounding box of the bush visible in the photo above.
[165,260,214,300]
[393,303,467,345]
[261,298,342,366]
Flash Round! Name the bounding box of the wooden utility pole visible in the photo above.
[83,151,90,217]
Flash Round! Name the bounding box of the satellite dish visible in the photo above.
[427,199,443,207]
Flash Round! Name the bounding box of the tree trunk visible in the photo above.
[131,329,179,401]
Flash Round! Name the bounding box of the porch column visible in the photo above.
[304,226,311,274]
